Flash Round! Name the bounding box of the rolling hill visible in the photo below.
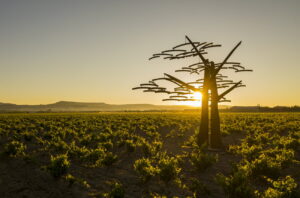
[0,101,199,112]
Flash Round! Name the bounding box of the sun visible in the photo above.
[193,92,202,100]
[182,91,202,107]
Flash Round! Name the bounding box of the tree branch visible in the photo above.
[218,81,242,101]
[164,73,200,92]
[214,41,242,75]
[185,35,209,67]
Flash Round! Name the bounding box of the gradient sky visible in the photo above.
[0,0,299,106]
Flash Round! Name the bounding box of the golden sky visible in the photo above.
[0,0,299,106]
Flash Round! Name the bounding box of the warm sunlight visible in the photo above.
[183,91,202,107]
[1,1,300,197]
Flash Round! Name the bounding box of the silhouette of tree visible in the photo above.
[133,36,252,149]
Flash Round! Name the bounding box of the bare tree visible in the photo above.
[133,36,252,149]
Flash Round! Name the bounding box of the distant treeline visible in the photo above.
[222,106,300,112]
[182,106,300,112]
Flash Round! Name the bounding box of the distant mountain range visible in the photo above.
[0,101,299,112]
[0,101,201,112]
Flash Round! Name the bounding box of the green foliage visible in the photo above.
[0,112,299,197]
[189,149,218,171]
[240,154,282,178]
[99,140,113,150]
[21,131,35,141]
[140,139,163,157]
[4,140,26,157]
[104,181,125,198]
[68,141,89,158]
[64,174,91,188]
[229,142,263,161]
[101,152,118,166]
[49,137,69,152]
[150,193,167,198]
[133,158,158,182]
[82,148,105,166]
[47,153,70,178]
[256,176,298,198]
[157,154,181,184]
[216,171,255,198]
[134,153,181,184]
[188,178,211,197]
[125,139,136,152]
[184,136,218,171]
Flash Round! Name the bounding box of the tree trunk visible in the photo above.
[209,74,223,149]
[197,68,209,146]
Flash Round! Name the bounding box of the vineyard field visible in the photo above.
[0,112,299,198]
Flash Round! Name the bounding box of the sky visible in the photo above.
[0,0,299,106]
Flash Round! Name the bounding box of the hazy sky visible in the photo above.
[0,0,299,106]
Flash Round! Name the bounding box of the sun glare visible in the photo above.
[182,91,202,107]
